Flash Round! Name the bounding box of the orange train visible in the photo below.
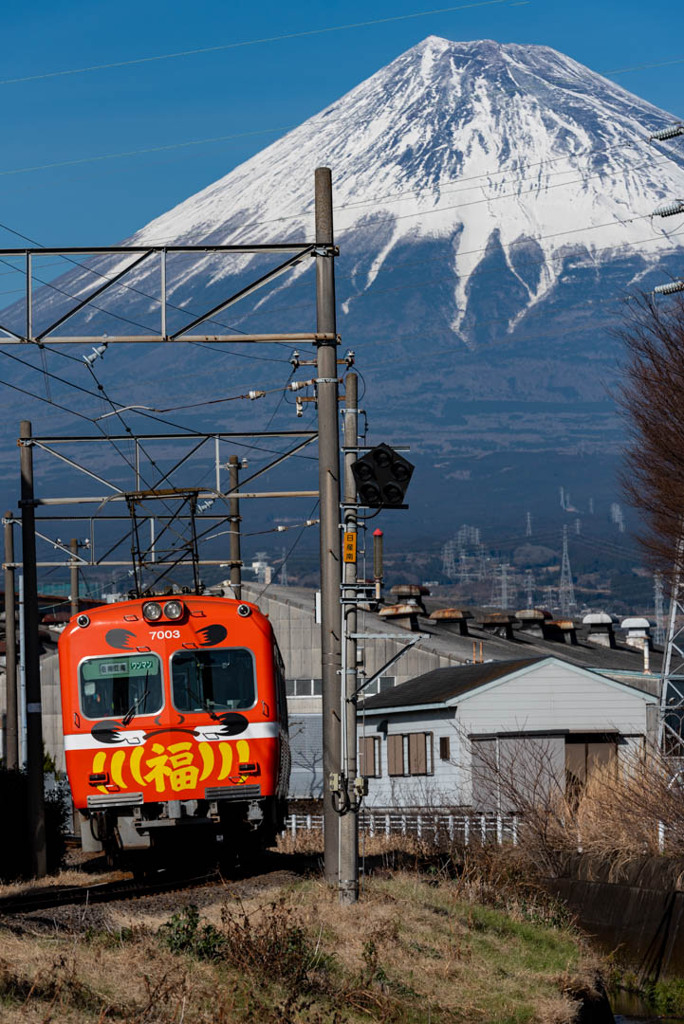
[58,595,290,865]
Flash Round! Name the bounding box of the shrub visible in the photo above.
[160,904,226,960]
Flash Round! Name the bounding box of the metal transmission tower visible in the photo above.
[658,545,684,756]
[654,574,665,646]
[610,502,625,533]
[491,563,511,609]
[458,551,470,584]
[442,539,457,580]
[558,526,576,617]
[524,569,535,609]
[526,512,532,537]
[279,547,289,587]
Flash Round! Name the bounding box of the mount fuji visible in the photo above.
[2,36,684,524]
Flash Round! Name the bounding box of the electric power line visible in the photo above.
[0,1,527,88]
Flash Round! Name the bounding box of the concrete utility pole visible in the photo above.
[314,167,342,884]
[339,373,359,904]
[228,456,242,600]
[19,421,46,878]
[3,513,18,769]
[69,538,79,618]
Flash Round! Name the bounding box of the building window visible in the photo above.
[439,736,451,761]
[387,732,433,776]
[362,674,396,697]
[359,736,380,778]
[286,678,323,698]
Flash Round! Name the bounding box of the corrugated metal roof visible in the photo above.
[361,658,544,709]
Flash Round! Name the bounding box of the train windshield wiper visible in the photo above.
[191,660,220,719]
[122,687,150,726]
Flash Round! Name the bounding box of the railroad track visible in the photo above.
[0,870,223,916]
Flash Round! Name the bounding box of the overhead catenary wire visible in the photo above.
[0,1,528,88]
[255,500,321,601]
[197,221,684,330]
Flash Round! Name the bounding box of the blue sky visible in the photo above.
[1,0,683,248]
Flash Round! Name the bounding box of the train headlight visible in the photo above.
[237,604,252,617]
[142,601,163,621]
[164,600,184,620]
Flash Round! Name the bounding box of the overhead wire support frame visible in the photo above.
[16,424,320,572]
[0,243,338,346]
[349,634,429,701]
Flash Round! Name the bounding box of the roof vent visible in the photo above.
[390,584,429,616]
[543,619,578,645]
[516,608,552,639]
[379,604,421,632]
[481,613,518,640]
[429,608,472,636]
[620,616,651,650]
[582,611,616,648]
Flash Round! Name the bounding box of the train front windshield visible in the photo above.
[79,655,163,719]
[171,648,256,712]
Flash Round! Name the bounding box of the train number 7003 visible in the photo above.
[150,629,181,639]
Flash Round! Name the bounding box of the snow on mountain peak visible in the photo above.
[25,37,684,346]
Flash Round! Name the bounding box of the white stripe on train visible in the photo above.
[64,722,280,751]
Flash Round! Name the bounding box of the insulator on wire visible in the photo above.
[290,349,300,369]
[649,124,684,142]
[653,200,684,218]
[654,280,684,295]
[289,378,315,392]
[345,349,355,367]
[83,342,108,366]
[295,397,303,418]
[248,390,265,400]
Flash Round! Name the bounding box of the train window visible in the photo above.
[79,654,163,720]
[171,648,256,712]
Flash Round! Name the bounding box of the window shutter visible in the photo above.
[359,737,377,777]
[388,734,404,776]
[408,733,427,775]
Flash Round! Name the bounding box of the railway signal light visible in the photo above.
[351,443,414,509]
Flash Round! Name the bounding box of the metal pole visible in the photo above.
[228,456,242,600]
[3,513,18,769]
[373,529,384,601]
[315,167,342,884]
[69,538,79,618]
[339,373,359,904]
[19,420,47,878]
[18,572,26,767]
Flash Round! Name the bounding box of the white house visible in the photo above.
[357,656,658,811]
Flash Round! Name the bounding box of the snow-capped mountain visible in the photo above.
[123,34,684,341]
[4,36,684,464]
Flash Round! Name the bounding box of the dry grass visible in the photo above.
[0,866,128,900]
[508,750,684,865]
[0,867,598,1023]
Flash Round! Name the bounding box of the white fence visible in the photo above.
[284,812,519,845]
